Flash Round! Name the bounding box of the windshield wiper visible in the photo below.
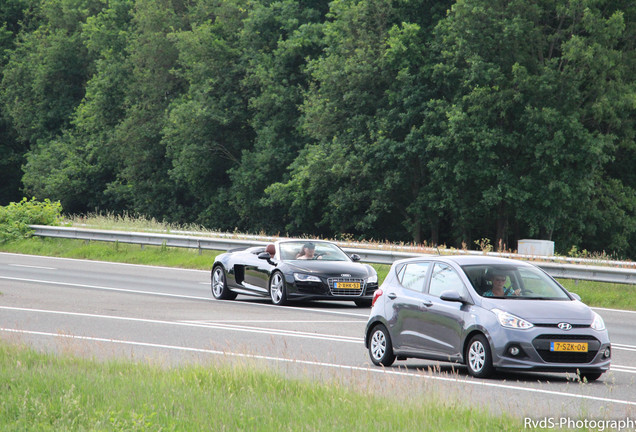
[518,296,562,300]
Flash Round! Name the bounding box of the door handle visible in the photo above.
[387,293,397,300]
[422,300,433,307]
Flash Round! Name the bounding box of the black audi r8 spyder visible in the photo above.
[211,240,378,307]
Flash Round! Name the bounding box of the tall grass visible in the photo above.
[0,342,526,431]
[68,212,212,235]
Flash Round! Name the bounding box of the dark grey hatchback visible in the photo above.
[365,256,611,380]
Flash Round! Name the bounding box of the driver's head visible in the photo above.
[490,271,506,284]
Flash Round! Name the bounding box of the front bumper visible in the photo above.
[286,279,379,301]
[488,326,611,373]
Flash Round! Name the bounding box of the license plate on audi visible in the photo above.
[550,341,588,352]
[335,282,361,290]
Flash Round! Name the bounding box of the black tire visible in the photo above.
[269,271,288,306]
[368,324,396,367]
[354,299,372,308]
[466,334,494,378]
[211,266,237,300]
[579,371,603,382]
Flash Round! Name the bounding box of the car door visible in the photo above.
[241,250,272,294]
[415,262,471,359]
[388,261,433,352]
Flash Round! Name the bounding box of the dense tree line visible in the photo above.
[1,0,635,257]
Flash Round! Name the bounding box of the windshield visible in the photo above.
[278,241,351,262]
[461,264,571,300]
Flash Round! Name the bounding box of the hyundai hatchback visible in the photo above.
[365,256,611,380]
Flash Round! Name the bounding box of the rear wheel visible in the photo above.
[368,324,396,367]
[466,334,493,378]
[211,266,237,300]
[269,271,288,306]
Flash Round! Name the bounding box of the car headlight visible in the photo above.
[367,274,378,284]
[591,311,606,331]
[293,273,321,283]
[492,308,534,330]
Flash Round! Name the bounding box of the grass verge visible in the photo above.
[0,237,220,270]
[0,342,525,431]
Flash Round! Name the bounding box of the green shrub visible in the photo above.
[0,198,63,242]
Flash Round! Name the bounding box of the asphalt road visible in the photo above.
[1,252,635,422]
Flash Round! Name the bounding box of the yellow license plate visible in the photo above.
[336,282,361,290]
[550,341,588,352]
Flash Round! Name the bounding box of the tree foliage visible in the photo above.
[1,0,635,258]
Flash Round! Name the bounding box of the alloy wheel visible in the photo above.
[212,267,225,298]
[469,340,486,373]
[270,273,284,304]
[370,329,387,362]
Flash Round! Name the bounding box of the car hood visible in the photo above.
[284,261,374,278]
[480,298,594,324]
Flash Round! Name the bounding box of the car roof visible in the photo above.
[392,254,535,267]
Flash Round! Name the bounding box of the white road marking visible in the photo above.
[593,307,636,315]
[1,327,635,408]
[0,276,211,301]
[0,252,206,273]
[0,276,369,318]
[180,321,363,343]
[612,365,636,374]
[8,264,56,270]
[0,306,363,343]
[613,343,636,352]
[183,320,364,324]
[1,305,634,373]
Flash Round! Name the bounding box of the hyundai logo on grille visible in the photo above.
[341,273,351,277]
[557,322,572,331]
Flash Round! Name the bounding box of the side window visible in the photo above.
[398,262,430,293]
[429,263,467,298]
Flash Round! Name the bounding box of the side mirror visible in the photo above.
[257,252,271,260]
[439,290,464,303]
[257,252,276,265]
[350,254,361,262]
[570,292,581,301]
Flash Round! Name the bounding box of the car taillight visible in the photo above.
[372,289,383,307]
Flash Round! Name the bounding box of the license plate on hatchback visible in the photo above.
[550,341,588,352]
[335,282,361,290]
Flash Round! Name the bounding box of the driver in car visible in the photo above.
[483,272,521,297]
[296,243,321,260]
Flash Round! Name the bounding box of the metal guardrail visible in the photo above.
[30,225,636,285]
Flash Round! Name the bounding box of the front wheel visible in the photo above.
[269,271,288,306]
[579,371,603,382]
[368,324,396,367]
[211,266,237,300]
[466,334,493,378]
